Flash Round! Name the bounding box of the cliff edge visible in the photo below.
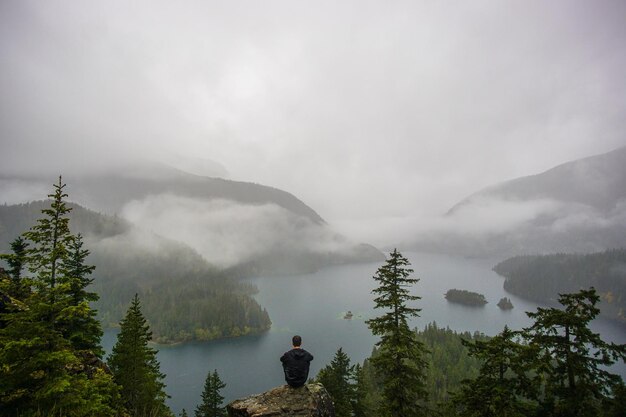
[227,383,335,417]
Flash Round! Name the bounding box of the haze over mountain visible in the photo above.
[0,162,382,272]
[2,0,625,251]
[411,146,626,257]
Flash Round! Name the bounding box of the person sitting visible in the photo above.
[280,335,314,388]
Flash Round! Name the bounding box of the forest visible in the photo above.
[315,251,626,417]
[0,200,271,343]
[493,250,626,323]
[1,180,625,417]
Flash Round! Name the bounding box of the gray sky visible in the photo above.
[1,0,625,244]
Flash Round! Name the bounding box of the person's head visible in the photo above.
[292,335,302,348]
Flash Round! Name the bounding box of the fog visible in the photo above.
[1,0,625,247]
[121,194,347,267]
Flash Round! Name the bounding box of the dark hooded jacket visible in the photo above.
[280,348,314,387]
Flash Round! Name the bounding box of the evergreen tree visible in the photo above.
[195,369,226,417]
[352,363,368,417]
[316,347,355,417]
[0,236,30,299]
[0,177,120,416]
[523,288,626,417]
[365,249,429,417]
[453,326,538,417]
[180,409,189,417]
[108,294,170,417]
[22,177,74,304]
[59,233,103,356]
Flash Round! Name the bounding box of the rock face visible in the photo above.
[227,383,335,417]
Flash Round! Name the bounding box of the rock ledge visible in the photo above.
[227,383,335,417]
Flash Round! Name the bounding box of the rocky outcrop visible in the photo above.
[227,383,335,417]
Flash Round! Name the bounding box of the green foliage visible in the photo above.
[195,369,226,417]
[352,363,371,417]
[365,249,429,417]
[494,250,626,322]
[0,201,272,344]
[0,177,121,416]
[417,323,488,408]
[0,236,29,299]
[524,288,626,417]
[452,326,539,417]
[451,288,626,417]
[316,348,355,417]
[444,289,487,306]
[22,177,74,297]
[108,294,171,417]
[352,324,489,417]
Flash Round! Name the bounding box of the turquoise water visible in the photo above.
[102,252,626,415]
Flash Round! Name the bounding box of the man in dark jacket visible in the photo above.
[280,335,314,388]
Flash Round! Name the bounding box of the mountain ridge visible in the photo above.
[1,160,325,224]
[412,146,626,257]
[448,146,626,216]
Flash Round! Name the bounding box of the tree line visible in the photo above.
[494,250,626,323]
[0,200,272,344]
[315,250,626,417]
[0,178,229,417]
[2,179,625,416]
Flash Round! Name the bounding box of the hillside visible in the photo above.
[1,160,324,222]
[0,162,384,273]
[493,249,626,323]
[0,201,271,343]
[412,146,626,257]
[449,146,626,215]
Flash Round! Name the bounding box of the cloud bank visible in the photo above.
[120,194,350,267]
[1,0,625,247]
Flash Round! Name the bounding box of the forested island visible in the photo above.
[497,297,514,310]
[493,250,626,323]
[444,289,488,306]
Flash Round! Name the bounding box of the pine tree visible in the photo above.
[352,363,369,417]
[0,177,120,416]
[59,233,103,356]
[180,409,189,417]
[523,288,626,417]
[0,236,30,299]
[316,347,355,417]
[453,326,539,417]
[108,294,170,417]
[22,176,74,304]
[195,369,226,417]
[365,249,429,417]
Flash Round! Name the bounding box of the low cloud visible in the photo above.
[120,194,351,267]
[0,179,50,205]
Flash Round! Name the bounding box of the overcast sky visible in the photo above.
[1,0,625,242]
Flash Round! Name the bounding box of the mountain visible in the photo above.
[0,161,383,273]
[448,146,626,215]
[0,201,271,343]
[412,146,626,257]
[1,160,323,222]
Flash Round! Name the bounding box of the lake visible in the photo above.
[102,251,626,415]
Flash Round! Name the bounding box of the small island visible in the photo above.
[445,289,488,306]
[344,311,353,320]
[497,297,514,310]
